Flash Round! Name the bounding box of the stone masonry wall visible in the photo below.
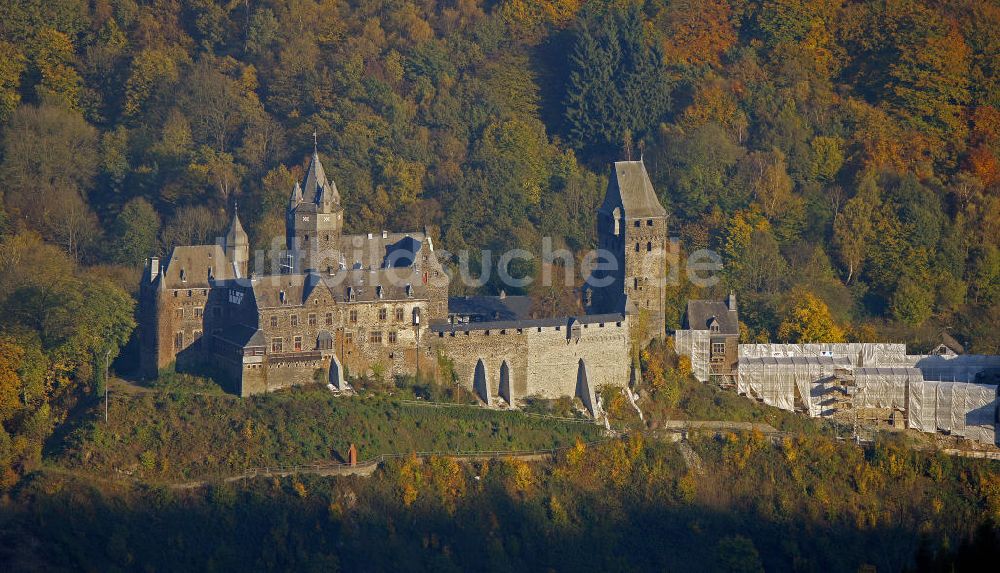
[434,316,631,408]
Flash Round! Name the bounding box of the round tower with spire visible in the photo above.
[286,134,344,273]
[225,203,249,278]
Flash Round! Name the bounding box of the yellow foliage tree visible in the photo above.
[34,29,82,109]
[777,290,846,343]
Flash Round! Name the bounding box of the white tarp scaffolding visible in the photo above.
[854,367,922,411]
[907,380,998,445]
[904,354,1000,383]
[674,329,711,382]
[737,356,851,415]
[738,343,909,367]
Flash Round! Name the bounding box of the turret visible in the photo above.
[225,207,249,278]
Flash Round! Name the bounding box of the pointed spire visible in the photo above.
[226,205,247,246]
[301,137,340,208]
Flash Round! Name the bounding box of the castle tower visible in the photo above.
[225,206,249,278]
[286,136,344,273]
[591,160,668,339]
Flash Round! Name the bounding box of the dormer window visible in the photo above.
[279,290,286,304]
[347,287,355,301]
[376,285,383,299]
[708,317,720,333]
[405,284,413,298]
[180,269,187,282]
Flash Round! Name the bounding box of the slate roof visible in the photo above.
[684,300,739,334]
[225,211,247,246]
[213,324,265,348]
[599,161,667,219]
[448,295,534,322]
[338,232,426,271]
[160,244,234,289]
[301,152,339,205]
[245,267,430,309]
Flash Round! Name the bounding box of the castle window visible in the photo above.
[291,315,299,327]
[412,308,421,325]
[175,308,184,319]
[712,342,726,355]
[270,316,278,328]
[347,287,355,301]
[174,331,184,350]
[318,333,333,350]
[395,308,404,321]
[405,284,413,298]
[647,219,653,226]
[646,241,652,252]
[324,234,330,241]
[180,269,187,282]
[271,338,283,353]
[379,307,387,321]
[325,312,333,326]
[634,220,641,228]
[188,290,193,297]
[194,307,204,319]
[635,242,640,252]
[294,336,303,351]
[388,331,397,344]
[376,285,384,299]
[308,313,317,326]
[370,331,382,344]
[350,310,358,323]
[634,278,638,290]
[193,330,202,339]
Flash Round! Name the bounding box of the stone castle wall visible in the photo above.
[432,316,631,407]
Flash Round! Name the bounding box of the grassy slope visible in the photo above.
[52,386,605,481]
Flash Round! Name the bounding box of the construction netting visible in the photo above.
[738,343,908,367]
[854,367,922,411]
[674,329,711,382]
[907,380,998,444]
[737,356,851,415]
[904,354,1000,383]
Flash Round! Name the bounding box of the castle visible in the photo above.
[140,147,669,411]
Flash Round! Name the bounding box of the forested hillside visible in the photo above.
[0,0,998,493]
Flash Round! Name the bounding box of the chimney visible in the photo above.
[348,444,357,466]
[149,257,160,282]
[727,291,737,312]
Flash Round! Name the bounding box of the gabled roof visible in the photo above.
[684,300,739,334]
[339,232,427,271]
[159,244,234,289]
[599,161,667,219]
[448,295,534,322]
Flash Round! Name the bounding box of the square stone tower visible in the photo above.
[286,146,344,273]
[590,160,668,339]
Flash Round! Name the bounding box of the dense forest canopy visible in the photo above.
[0,0,998,492]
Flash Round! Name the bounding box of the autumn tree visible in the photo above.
[777,289,846,343]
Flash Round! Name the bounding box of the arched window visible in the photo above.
[646,241,652,252]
